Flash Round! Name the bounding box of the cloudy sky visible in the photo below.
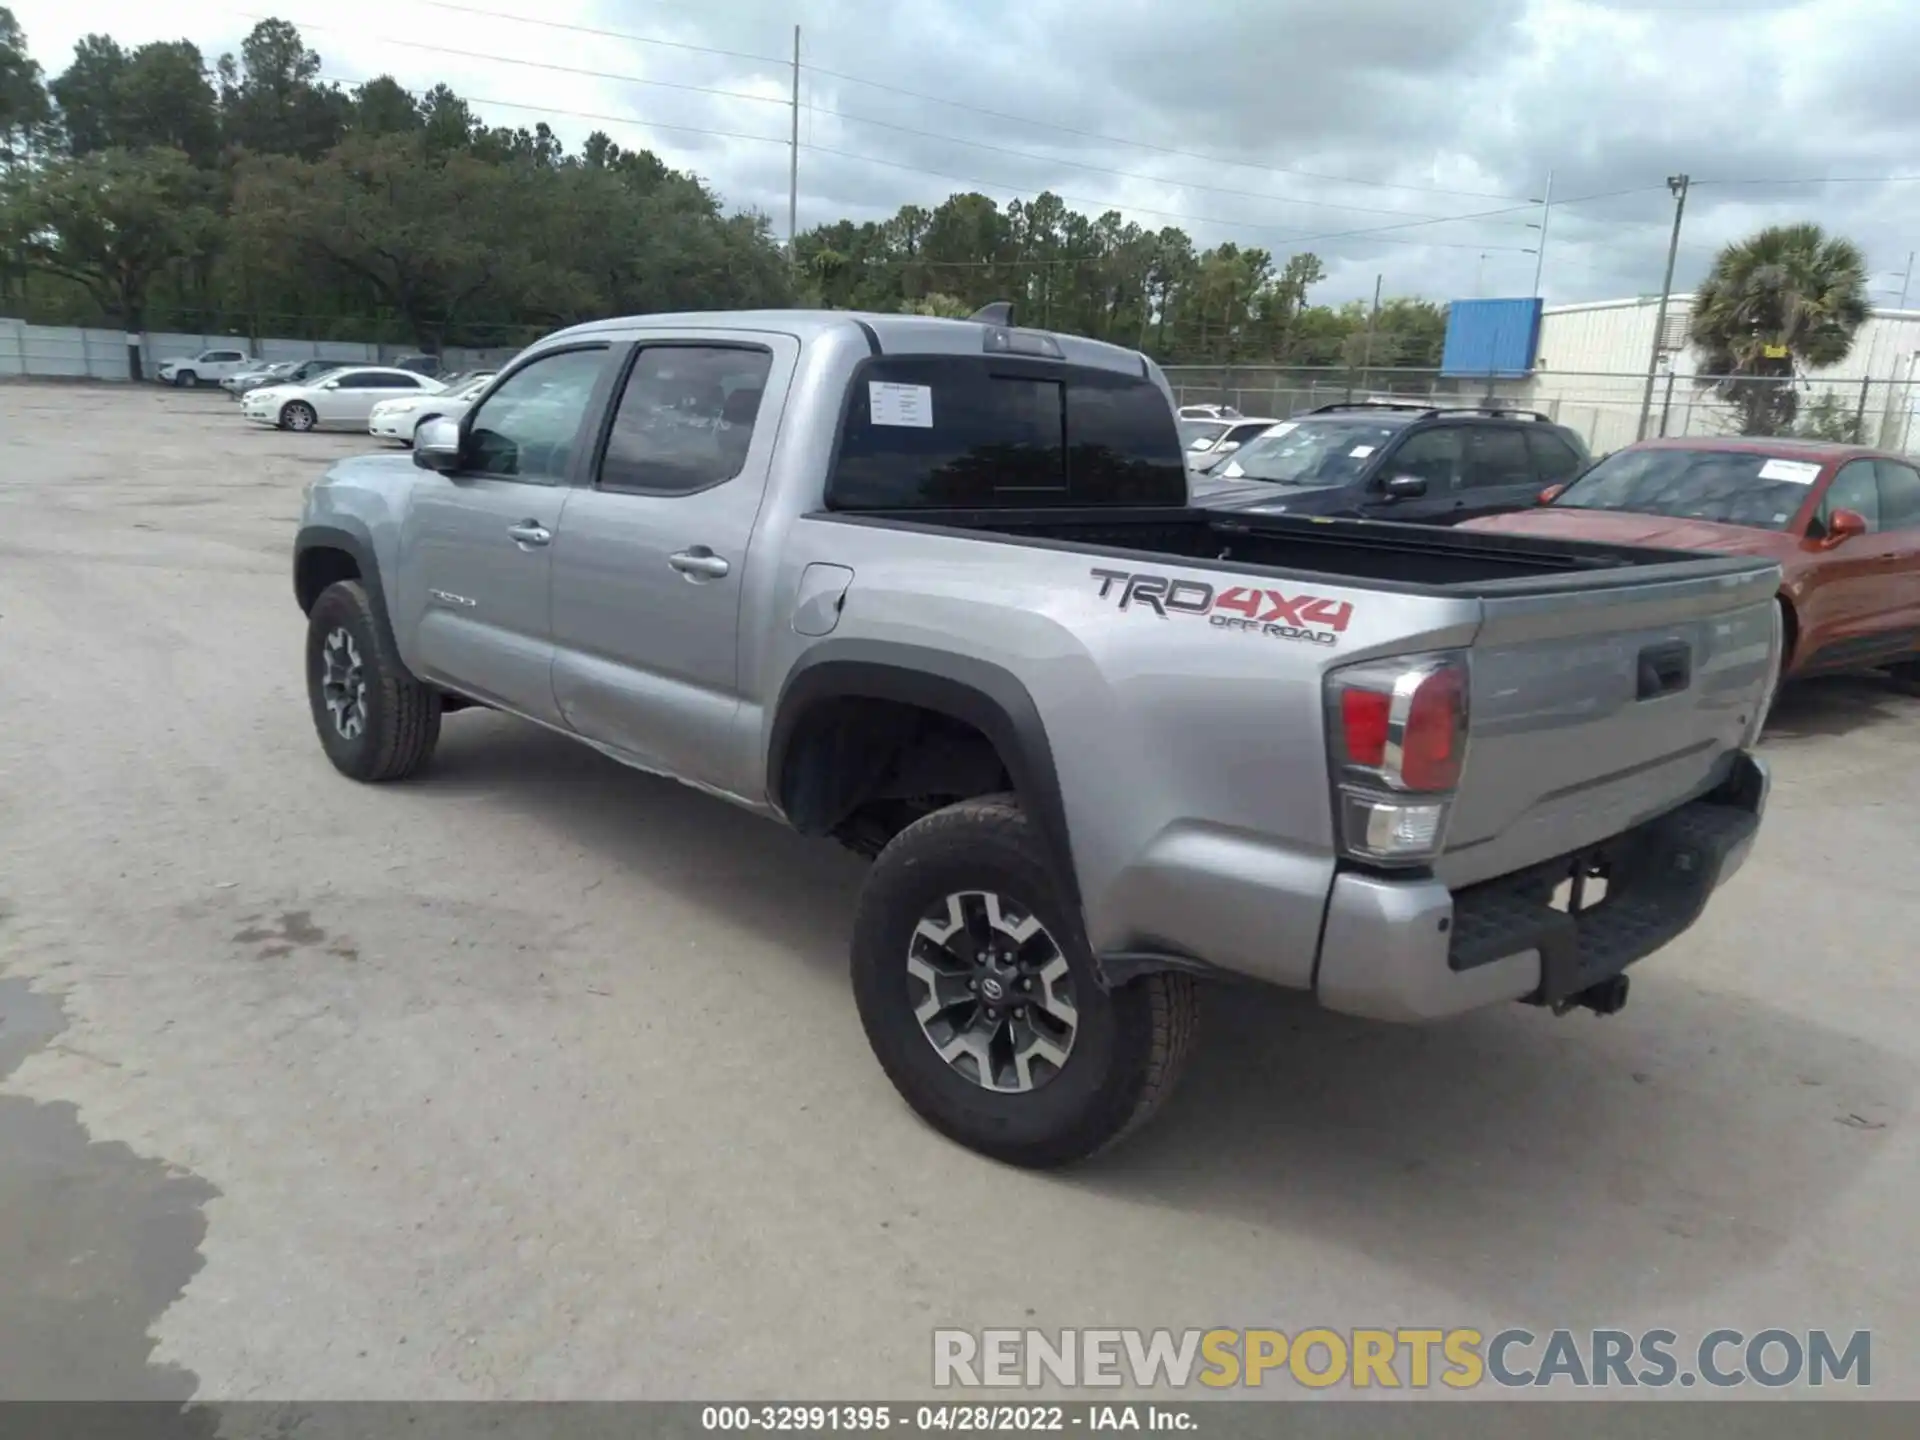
[10,0,1919,307]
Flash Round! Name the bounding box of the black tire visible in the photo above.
[281,400,317,432]
[851,795,1198,1168]
[304,579,441,782]
[175,370,198,388]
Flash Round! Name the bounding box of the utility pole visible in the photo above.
[1636,172,1690,442]
[1898,250,1915,311]
[787,25,801,264]
[1360,272,1383,383]
[1530,168,1554,297]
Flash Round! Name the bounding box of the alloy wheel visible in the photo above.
[319,627,368,740]
[906,890,1079,1093]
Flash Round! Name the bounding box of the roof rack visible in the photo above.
[1430,405,1555,423]
[1307,400,1555,423]
[1308,400,1432,414]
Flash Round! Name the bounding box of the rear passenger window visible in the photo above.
[1526,428,1585,483]
[1464,428,1533,488]
[597,345,774,495]
[829,357,1184,509]
[1875,460,1920,530]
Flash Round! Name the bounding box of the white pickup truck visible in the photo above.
[293,307,1780,1166]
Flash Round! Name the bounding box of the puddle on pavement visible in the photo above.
[0,973,220,1414]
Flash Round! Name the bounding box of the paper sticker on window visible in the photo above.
[1758,457,1821,484]
[869,381,933,428]
[1350,444,1376,458]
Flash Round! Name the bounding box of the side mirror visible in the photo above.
[320,379,340,390]
[414,416,463,472]
[1539,483,1567,505]
[1821,508,1868,547]
[1382,474,1427,499]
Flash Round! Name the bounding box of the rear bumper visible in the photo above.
[1314,751,1768,1023]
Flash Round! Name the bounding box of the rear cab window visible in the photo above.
[828,356,1185,509]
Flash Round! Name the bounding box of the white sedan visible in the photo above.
[367,372,496,445]
[242,366,445,432]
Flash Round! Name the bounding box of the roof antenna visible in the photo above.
[968,301,1014,326]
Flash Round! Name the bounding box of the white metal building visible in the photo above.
[1517,296,1920,455]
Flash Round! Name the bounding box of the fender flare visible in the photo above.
[768,642,1080,910]
[294,522,398,653]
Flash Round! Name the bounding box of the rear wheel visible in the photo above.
[851,795,1198,1167]
[281,400,317,432]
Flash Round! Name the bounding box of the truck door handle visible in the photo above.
[1636,641,1692,700]
[506,521,551,547]
[669,547,730,579]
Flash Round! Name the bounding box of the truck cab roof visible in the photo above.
[543,309,1160,379]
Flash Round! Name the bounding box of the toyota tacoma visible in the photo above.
[294,307,1780,1167]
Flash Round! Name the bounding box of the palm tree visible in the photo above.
[1688,223,1870,435]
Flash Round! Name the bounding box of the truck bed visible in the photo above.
[818,505,1774,593]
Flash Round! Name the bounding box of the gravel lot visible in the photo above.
[2,381,1918,1402]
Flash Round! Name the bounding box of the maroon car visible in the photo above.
[1464,437,1920,685]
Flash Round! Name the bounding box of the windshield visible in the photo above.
[1179,419,1232,450]
[1552,448,1825,530]
[1222,419,1404,485]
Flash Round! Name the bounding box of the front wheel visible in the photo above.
[305,580,441,781]
[281,400,317,432]
[851,795,1198,1168]
[175,370,199,388]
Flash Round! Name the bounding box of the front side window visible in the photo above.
[1383,427,1464,491]
[1814,460,1880,534]
[1553,448,1826,531]
[596,346,775,495]
[465,347,609,483]
[1221,418,1405,487]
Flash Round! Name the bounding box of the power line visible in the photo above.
[1694,174,1920,187]
[369,0,1535,204]
[795,142,1539,253]
[407,0,790,68]
[800,103,1528,226]
[318,79,791,149]
[308,50,1543,251]
[242,15,790,108]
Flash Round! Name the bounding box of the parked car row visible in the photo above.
[166,348,499,444]
[155,348,443,391]
[1182,401,1919,691]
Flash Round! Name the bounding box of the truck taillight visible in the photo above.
[1326,653,1470,865]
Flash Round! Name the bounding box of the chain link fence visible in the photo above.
[1164,364,1920,458]
[0,319,523,382]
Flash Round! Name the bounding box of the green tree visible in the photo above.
[1,146,220,372]
[1,5,51,169]
[349,76,421,137]
[218,20,348,158]
[48,33,126,154]
[1689,223,1871,435]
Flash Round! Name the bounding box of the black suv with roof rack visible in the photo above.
[1189,400,1592,526]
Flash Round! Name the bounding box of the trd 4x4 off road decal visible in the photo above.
[1090,568,1353,647]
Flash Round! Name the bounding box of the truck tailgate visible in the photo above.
[1438,561,1780,890]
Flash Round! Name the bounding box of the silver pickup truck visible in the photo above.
[294,308,1781,1167]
